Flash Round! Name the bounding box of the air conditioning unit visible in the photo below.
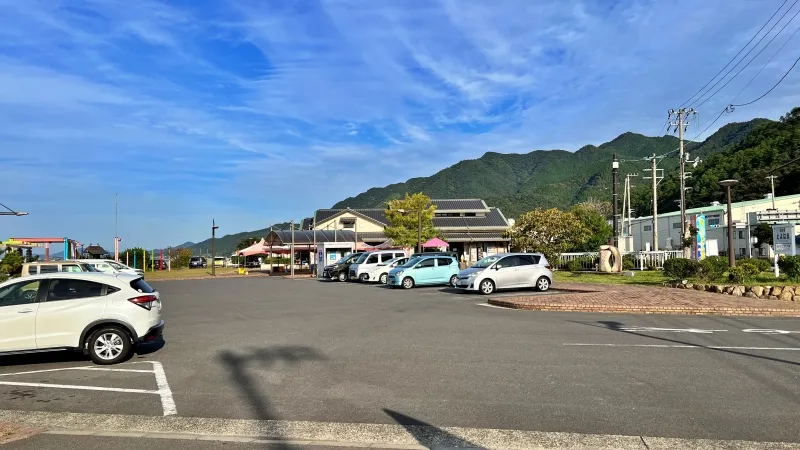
[710,201,721,206]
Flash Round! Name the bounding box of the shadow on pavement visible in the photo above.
[219,346,326,449]
[569,319,800,368]
[383,408,484,449]
[0,350,87,367]
[134,336,166,357]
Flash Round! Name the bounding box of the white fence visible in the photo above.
[557,250,683,271]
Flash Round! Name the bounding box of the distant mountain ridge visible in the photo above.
[333,119,770,218]
[176,222,295,256]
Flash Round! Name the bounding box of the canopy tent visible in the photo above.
[236,238,289,256]
[423,237,449,248]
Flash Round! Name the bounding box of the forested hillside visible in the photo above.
[333,118,769,218]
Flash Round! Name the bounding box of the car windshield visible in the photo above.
[471,255,503,269]
[107,261,125,270]
[354,253,370,264]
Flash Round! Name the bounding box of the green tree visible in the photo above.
[568,204,613,251]
[506,208,590,261]
[384,193,438,250]
[121,247,148,270]
[169,248,193,269]
[0,251,24,277]
[752,223,774,247]
[236,237,260,251]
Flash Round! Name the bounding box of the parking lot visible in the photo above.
[2,277,800,444]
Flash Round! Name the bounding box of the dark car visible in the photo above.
[321,252,363,282]
[189,256,207,268]
[152,260,169,270]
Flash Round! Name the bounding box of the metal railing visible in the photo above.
[556,250,683,271]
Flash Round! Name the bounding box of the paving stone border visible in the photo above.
[664,280,800,302]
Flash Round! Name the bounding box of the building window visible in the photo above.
[672,223,681,229]
[643,225,652,232]
[708,217,720,227]
[739,248,746,256]
[738,230,745,239]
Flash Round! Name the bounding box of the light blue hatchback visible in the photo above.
[387,255,460,289]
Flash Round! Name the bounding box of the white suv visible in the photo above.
[0,272,164,365]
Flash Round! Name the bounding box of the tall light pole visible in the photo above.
[766,175,777,210]
[612,154,619,247]
[211,219,219,276]
[0,201,27,216]
[719,179,738,268]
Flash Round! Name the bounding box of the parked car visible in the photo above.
[321,253,362,281]
[366,256,410,284]
[455,253,552,295]
[0,272,164,364]
[189,256,207,268]
[22,261,98,276]
[77,259,145,278]
[350,250,406,282]
[387,255,460,289]
[214,257,226,267]
[152,260,168,271]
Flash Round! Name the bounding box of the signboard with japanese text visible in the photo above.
[772,224,797,256]
[695,214,707,260]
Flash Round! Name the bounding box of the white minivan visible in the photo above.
[77,259,144,278]
[349,250,407,282]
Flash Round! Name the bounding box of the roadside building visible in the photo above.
[626,193,800,257]
[308,199,512,262]
[81,244,111,259]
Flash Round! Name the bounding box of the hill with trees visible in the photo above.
[176,222,295,256]
[333,118,769,218]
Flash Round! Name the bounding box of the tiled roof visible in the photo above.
[356,232,387,241]
[431,199,488,212]
[300,217,313,230]
[84,245,109,255]
[267,230,357,245]
[441,231,510,242]
[434,208,509,229]
[315,208,388,225]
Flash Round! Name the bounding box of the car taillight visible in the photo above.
[545,265,551,270]
[128,294,158,310]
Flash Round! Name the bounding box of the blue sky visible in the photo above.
[2,0,799,250]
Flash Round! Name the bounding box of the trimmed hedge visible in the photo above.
[778,255,800,280]
[663,258,698,279]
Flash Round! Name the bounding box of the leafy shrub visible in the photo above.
[663,258,698,279]
[694,256,728,282]
[622,254,635,271]
[566,259,582,272]
[741,257,771,273]
[778,255,800,280]
[0,251,23,278]
[728,260,760,283]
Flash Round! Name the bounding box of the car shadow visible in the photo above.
[0,350,88,367]
[135,336,166,357]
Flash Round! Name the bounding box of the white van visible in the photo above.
[349,250,407,282]
[76,259,144,277]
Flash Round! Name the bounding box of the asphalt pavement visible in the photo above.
[1,277,800,446]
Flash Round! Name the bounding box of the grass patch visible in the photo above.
[554,270,669,286]
[143,267,253,280]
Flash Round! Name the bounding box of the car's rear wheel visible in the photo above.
[402,277,415,289]
[379,273,388,284]
[536,276,551,292]
[449,275,458,287]
[87,326,132,365]
[479,279,495,295]
[337,272,348,282]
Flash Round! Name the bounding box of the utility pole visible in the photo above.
[612,154,620,247]
[114,194,119,262]
[643,154,664,252]
[622,173,637,237]
[290,219,295,277]
[767,175,777,210]
[669,108,696,256]
[211,219,218,276]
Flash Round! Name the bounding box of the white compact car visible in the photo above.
[349,250,407,282]
[77,259,145,278]
[455,253,553,295]
[0,272,164,364]
[366,256,410,284]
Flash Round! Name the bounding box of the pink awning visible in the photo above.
[423,237,449,248]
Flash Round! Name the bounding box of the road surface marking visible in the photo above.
[619,326,727,334]
[0,361,177,416]
[563,343,800,350]
[742,328,800,335]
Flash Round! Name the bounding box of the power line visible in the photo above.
[693,0,800,108]
[730,54,800,107]
[679,0,791,108]
[730,17,800,104]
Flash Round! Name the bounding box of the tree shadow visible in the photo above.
[567,319,800,368]
[218,346,326,449]
[383,409,484,449]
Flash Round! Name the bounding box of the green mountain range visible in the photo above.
[333,118,772,218]
[180,222,295,256]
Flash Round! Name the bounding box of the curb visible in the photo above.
[486,299,800,317]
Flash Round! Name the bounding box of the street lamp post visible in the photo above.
[719,179,739,268]
[0,202,27,216]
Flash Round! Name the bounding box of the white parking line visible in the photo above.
[619,326,727,334]
[563,343,800,350]
[0,361,177,416]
